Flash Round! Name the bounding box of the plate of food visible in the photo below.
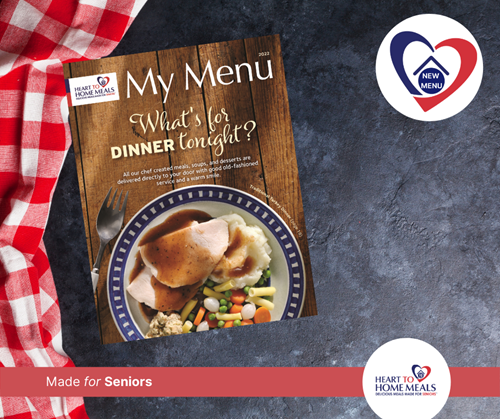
[107,185,306,341]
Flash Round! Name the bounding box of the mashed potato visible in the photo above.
[209,213,271,288]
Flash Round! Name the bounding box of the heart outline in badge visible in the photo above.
[376,14,483,121]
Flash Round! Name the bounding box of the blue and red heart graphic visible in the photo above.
[412,364,431,382]
[390,31,477,112]
[97,76,110,88]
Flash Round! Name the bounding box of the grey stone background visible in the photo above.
[44,0,500,417]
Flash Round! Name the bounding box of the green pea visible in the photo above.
[190,325,196,332]
[225,290,232,298]
[243,286,250,295]
[206,280,215,288]
[208,313,216,321]
[220,299,228,306]
[233,320,241,327]
[227,302,233,310]
[199,286,205,292]
[188,313,195,322]
[219,306,228,313]
[262,296,271,301]
[257,278,265,286]
[218,320,225,328]
[263,269,271,278]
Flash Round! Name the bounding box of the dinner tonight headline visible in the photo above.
[110,58,273,159]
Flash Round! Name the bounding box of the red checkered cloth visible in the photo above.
[0,0,146,417]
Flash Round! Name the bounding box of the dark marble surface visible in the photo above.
[44,0,500,417]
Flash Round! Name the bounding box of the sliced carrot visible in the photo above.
[230,289,246,305]
[193,307,206,326]
[254,307,271,324]
[241,319,254,326]
[223,320,234,328]
[204,312,218,328]
[229,304,243,314]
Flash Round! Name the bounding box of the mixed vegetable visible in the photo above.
[180,268,275,333]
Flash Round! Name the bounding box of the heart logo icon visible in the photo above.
[412,364,431,382]
[390,31,477,112]
[97,76,110,88]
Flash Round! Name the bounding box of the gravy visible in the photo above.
[213,227,257,277]
[140,303,157,320]
[151,276,202,311]
[228,256,255,277]
[131,209,212,321]
[225,228,243,258]
[138,209,212,246]
[129,254,145,284]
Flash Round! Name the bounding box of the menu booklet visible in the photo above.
[63,35,317,344]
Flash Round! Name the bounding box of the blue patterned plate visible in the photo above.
[107,185,306,341]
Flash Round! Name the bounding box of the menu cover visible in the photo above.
[63,34,317,344]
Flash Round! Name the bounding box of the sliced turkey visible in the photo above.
[139,218,229,288]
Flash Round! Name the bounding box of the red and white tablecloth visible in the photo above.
[0,0,146,417]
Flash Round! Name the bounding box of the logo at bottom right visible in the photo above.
[363,338,451,419]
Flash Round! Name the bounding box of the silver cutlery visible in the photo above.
[91,188,129,293]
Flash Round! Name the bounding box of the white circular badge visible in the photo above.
[363,338,451,419]
[376,14,483,121]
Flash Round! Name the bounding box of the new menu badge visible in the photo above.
[376,14,483,121]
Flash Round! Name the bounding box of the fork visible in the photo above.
[91,188,129,293]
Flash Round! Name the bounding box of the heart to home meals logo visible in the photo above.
[376,14,483,121]
[363,338,451,419]
[66,72,119,107]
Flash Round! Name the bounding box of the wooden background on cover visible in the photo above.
[64,35,317,344]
